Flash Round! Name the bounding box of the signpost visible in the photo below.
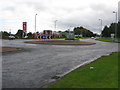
[74,34,82,40]
[23,22,27,32]
[23,22,27,38]
[42,36,47,39]
[111,34,115,40]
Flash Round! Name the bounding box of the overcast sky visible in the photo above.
[0,0,119,34]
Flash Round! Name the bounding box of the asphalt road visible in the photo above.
[2,39,118,88]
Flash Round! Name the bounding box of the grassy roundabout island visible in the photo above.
[24,40,96,45]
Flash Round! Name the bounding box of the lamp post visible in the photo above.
[113,11,117,40]
[35,14,37,32]
[54,20,58,31]
[35,14,37,38]
[99,19,102,37]
[68,26,71,39]
[9,29,11,36]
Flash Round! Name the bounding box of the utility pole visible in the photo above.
[99,19,103,37]
[9,29,11,36]
[35,14,37,32]
[113,11,117,40]
[35,14,37,38]
[54,20,58,31]
[69,26,71,39]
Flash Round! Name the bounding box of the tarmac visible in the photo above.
[1,39,118,88]
[0,47,21,53]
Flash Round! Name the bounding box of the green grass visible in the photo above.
[95,38,120,43]
[48,52,119,88]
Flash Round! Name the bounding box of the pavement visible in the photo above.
[1,39,118,88]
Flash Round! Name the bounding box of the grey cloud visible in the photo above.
[55,11,110,33]
[25,2,49,11]
[90,3,107,12]
[56,2,116,33]
[2,7,15,12]
[1,0,118,34]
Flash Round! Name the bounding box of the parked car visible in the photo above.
[8,36,15,40]
[91,37,94,39]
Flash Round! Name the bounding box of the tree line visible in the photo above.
[3,23,119,39]
[0,29,33,39]
[0,27,98,39]
[102,22,120,37]
[73,26,98,37]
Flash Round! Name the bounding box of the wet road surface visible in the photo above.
[2,39,118,88]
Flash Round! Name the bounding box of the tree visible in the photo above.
[74,27,81,35]
[74,26,94,37]
[15,29,25,38]
[93,33,100,37]
[58,31,62,33]
[102,22,120,38]
[1,31,10,39]
[117,22,120,37]
[109,23,115,34]
[64,30,69,33]
[85,30,94,37]
[102,26,110,37]
[27,32,32,38]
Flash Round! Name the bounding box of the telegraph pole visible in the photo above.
[35,14,37,38]
[113,11,117,40]
[54,20,58,31]
[99,19,103,37]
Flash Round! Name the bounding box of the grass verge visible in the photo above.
[48,52,119,88]
[95,38,120,43]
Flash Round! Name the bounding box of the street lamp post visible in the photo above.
[35,14,37,38]
[35,14,37,32]
[54,20,58,31]
[9,29,11,36]
[113,11,117,40]
[68,26,71,39]
[99,19,102,37]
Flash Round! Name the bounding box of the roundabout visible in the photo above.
[24,40,96,45]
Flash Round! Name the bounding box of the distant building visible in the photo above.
[53,32,62,38]
[118,1,120,22]
[36,30,53,39]
[43,30,52,35]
